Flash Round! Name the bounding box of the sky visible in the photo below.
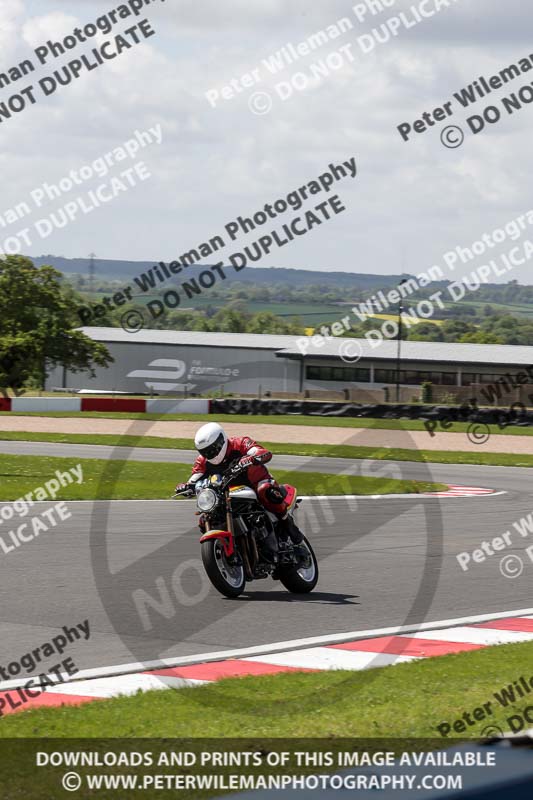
[1,0,532,281]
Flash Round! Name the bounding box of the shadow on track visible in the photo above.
[233,590,360,605]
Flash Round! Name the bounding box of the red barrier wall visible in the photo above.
[80,398,147,413]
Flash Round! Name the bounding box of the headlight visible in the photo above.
[197,488,218,512]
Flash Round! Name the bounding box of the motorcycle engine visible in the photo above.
[248,512,271,541]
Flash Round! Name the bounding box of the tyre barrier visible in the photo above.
[211,398,533,425]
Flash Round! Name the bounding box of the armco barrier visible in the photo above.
[10,397,81,412]
[146,399,209,414]
[0,397,210,414]
[80,397,147,413]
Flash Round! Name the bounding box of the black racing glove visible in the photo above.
[238,455,256,470]
[174,482,194,496]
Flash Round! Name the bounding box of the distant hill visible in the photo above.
[30,255,407,290]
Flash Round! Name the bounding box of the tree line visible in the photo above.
[0,256,111,396]
[4,257,533,397]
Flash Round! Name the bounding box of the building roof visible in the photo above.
[80,327,533,368]
[80,327,298,351]
[278,338,533,367]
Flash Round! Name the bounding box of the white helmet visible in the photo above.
[194,422,228,465]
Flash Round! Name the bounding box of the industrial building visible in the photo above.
[45,327,533,398]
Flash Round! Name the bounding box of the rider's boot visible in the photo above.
[263,528,279,562]
[278,513,304,544]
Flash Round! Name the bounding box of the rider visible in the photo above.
[175,422,303,544]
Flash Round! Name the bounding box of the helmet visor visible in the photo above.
[198,431,226,461]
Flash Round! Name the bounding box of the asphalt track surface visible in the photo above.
[1,440,532,678]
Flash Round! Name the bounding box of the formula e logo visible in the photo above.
[127,359,189,392]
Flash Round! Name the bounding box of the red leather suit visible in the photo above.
[190,436,288,516]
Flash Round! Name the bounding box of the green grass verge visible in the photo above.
[0,430,532,468]
[6,411,425,425]
[0,454,444,501]
[1,410,533,436]
[1,639,531,738]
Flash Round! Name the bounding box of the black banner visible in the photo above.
[0,737,529,798]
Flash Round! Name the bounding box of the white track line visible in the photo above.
[407,628,533,645]
[2,606,533,691]
[47,673,204,698]
[249,648,418,670]
[2,490,504,506]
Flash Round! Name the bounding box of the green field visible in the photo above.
[463,299,533,318]
[0,453,444,501]
[83,291,348,325]
[79,290,533,324]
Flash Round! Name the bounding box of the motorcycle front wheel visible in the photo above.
[201,539,246,598]
[278,536,319,593]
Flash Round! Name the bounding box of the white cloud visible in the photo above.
[22,11,79,48]
[0,0,532,282]
[0,0,25,58]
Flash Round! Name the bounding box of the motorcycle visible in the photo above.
[173,461,319,598]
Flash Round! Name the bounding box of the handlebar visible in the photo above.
[220,461,249,489]
[173,458,257,497]
[172,488,195,499]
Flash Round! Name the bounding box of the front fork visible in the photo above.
[225,491,256,580]
[198,490,254,579]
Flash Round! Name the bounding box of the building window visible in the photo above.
[306,366,322,380]
[440,373,457,386]
[305,366,370,383]
[401,371,420,385]
[309,367,478,388]
[354,368,370,382]
[377,369,451,385]
[375,369,396,383]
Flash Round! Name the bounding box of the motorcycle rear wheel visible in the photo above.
[201,539,246,598]
[278,536,319,593]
